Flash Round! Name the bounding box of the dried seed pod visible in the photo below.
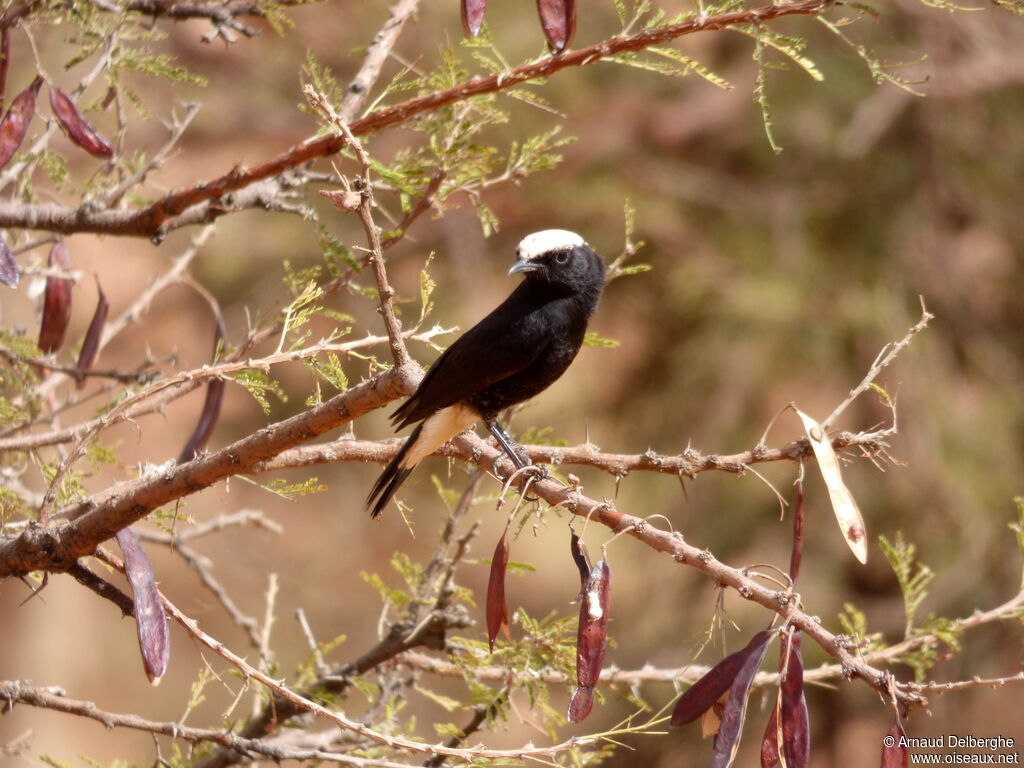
[796,408,868,563]
[763,633,810,767]
[177,314,226,463]
[0,231,17,288]
[38,241,72,354]
[568,556,610,723]
[485,528,511,652]
[709,630,773,768]
[461,0,489,37]
[0,75,42,170]
[116,528,170,685]
[74,278,108,385]
[778,633,810,768]
[0,27,9,113]
[536,0,576,54]
[672,630,773,727]
[570,530,589,590]
[49,85,113,159]
[760,704,781,767]
[881,717,910,768]
[790,479,804,583]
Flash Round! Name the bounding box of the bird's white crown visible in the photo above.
[516,229,586,262]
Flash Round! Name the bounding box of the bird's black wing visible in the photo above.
[392,294,548,428]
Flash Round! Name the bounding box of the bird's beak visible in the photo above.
[509,259,543,275]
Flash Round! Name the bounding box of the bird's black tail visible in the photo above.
[367,424,422,518]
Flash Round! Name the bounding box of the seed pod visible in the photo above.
[536,0,576,54]
[177,314,227,463]
[709,631,773,768]
[570,530,589,590]
[672,630,773,727]
[49,85,113,159]
[568,556,610,723]
[38,241,72,354]
[485,528,510,652]
[461,0,489,37]
[0,27,10,113]
[789,480,805,583]
[761,705,781,767]
[881,717,909,768]
[116,528,170,685]
[778,633,810,767]
[75,278,109,386]
[0,75,42,170]
[0,231,17,288]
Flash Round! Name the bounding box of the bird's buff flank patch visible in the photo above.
[401,403,479,467]
[516,229,586,262]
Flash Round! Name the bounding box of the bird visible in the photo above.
[367,229,606,518]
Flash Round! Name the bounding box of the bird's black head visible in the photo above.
[508,229,606,295]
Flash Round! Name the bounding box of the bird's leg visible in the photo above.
[486,418,531,473]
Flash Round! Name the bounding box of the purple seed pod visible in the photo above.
[461,0,489,38]
[536,0,576,54]
[74,278,108,385]
[49,85,113,159]
[709,631,773,768]
[177,314,226,463]
[778,633,810,767]
[116,528,170,685]
[672,630,772,727]
[881,717,910,768]
[486,528,510,652]
[38,241,72,354]
[570,530,589,590]
[0,75,42,170]
[568,556,610,723]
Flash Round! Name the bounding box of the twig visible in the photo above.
[250,428,896,479]
[193,472,483,768]
[0,0,833,237]
[822,301,933,429]
[100,102,202,207]
[306,85,412,370]
[0,680,424,767]
[0,327,451,454]
[339,0,421,122]
[134,509,283,545]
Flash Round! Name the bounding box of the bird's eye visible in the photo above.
[554,251,570,265]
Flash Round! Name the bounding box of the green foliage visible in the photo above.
[879,532,934,638]
[583,332,621,349]
[836,602,885,654]
[751,36,782,154]
[991,0,1024,15]
[1012,497,1024,589]
[229,369,288,415]
[815,15,926,95]
[303,352,349,405]
[258,477,328,500]
[315,224,359,274]
[418,255,436,327]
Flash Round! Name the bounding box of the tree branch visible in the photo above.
[0,0,831,238]
[249,429,895,478]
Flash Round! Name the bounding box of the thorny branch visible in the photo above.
[306,85,413,371]
[2,312,936,714]
[191,472,483,768]
[0,0,832,238]
[250,428,896,479]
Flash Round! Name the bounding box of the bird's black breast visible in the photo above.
[465,291,592,417]
[392,242,605,428]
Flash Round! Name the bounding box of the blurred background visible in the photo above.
[1,0,1022,764]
